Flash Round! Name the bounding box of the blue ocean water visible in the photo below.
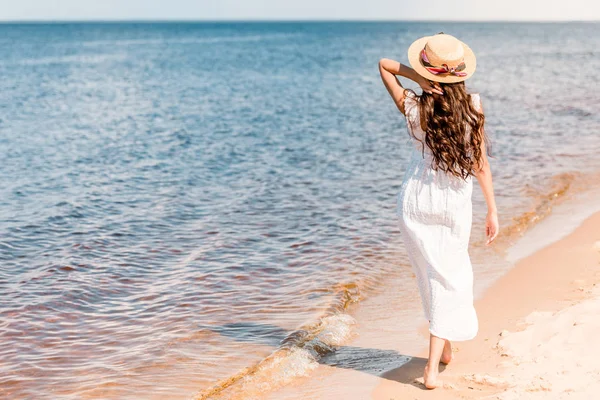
[0,22,599,399]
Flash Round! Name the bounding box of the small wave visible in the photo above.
[81,33,301,48]
[9,53,127,66]
[494,171,590,248]
[194,284,361,400]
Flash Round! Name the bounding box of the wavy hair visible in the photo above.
[406,81,490,180]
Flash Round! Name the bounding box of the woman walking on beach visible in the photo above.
[378,33,499,389]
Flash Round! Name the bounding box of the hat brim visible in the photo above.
[407,36,476,84]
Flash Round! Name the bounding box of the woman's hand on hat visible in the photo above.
[417,76,444,95]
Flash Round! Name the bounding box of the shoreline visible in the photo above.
[268,195,600,399]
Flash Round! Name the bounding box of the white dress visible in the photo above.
[396,91,480,341]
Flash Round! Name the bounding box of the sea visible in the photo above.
[1,21,599,400]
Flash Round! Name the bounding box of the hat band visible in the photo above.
[420,48,467,77]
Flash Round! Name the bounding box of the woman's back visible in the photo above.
[402,87,485,180]
[404,92,481,155]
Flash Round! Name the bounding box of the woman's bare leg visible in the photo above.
[423,333,445,389]
[441,339,453,364]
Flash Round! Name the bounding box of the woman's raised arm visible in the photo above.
[378,58,443,114]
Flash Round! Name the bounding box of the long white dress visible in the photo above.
[396,91,480,341]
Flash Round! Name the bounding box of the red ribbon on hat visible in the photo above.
[420,48,467,77]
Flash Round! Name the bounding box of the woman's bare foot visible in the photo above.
[440,339,453,364]
[423,363,439,389]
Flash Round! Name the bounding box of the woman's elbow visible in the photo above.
[378,58,391,70]
[474,160,490,177]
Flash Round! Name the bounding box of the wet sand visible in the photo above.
[269,209,600,399]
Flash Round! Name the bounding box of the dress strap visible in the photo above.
[403,89,419,119]
[470,93,482,112]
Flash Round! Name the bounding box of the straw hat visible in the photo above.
[407,33,476,83]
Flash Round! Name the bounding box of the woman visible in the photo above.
[378,33,499,389]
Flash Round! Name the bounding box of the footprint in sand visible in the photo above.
[462,373,511,388]
[413,376,457,390]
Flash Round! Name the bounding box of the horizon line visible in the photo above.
[0,18,597,24]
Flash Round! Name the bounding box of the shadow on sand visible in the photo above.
[207,321,443,390]
[320,345,445,389]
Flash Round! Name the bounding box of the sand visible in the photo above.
[372,211,600,400]
[269,210,600,399]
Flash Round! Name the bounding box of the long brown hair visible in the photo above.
[407,81,490,180]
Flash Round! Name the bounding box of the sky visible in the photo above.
[0,0,598,21]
